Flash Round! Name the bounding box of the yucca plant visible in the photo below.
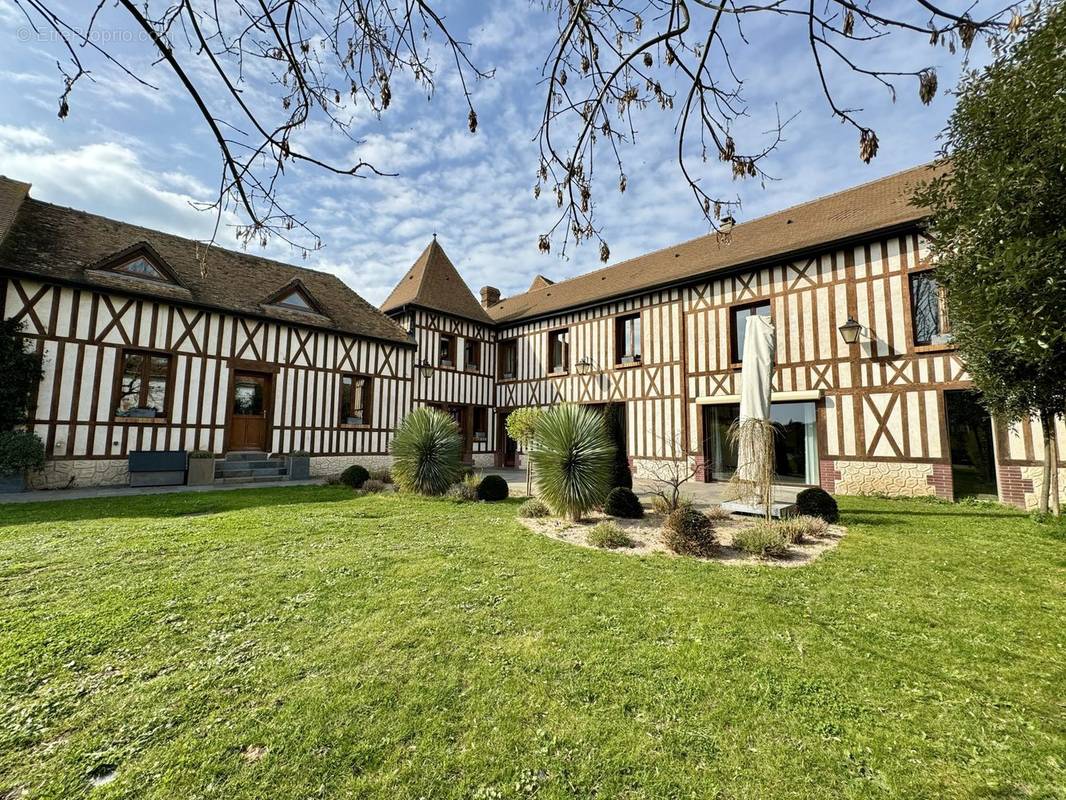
[391,407,462,495]
[529,403,615,521]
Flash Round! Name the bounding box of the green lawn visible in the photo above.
[0,489,1063,800]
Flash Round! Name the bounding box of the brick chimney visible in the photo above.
[480,286,501,308]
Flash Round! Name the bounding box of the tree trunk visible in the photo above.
[1050,417,1061,517]
[1039,408,1054,515]
[525,456,532,498]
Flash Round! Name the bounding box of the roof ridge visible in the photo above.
[22,195,348,284]
[501,161,937,303]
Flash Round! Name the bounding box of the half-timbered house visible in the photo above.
[0,177,414,488]
[3,164,1062,508]
[479,164,1064,509]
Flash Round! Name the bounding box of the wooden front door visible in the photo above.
[228,371,272,451]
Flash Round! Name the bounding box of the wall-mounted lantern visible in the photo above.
[575,356,594,375]
[838,317,862,345]
[418,358,435,379]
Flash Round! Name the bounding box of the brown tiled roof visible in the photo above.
[380,238,493,325]
[489,162,944,323]
[0,179,413,346]
[0,176,30,242]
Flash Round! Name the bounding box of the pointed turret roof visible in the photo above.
[380,238,492,324]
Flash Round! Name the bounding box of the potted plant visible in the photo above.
[187,450,216,485]
[0,430,46,493]
[288,450,311,480]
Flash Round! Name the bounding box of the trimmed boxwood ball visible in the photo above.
[476,474,509,502]
[795,487,839,523]
[664,507,717,557]
[340,464,370,489]
[603,487,644,519]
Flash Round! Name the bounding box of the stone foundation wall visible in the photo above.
[29,459,130,490]
[472,454,495,469]
[1013,465,1066,511]
[829,460,941,499]
[631,457,695,482]
[308,454,393,478]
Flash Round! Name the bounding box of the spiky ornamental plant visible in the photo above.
[529,403,616,521]
[390,407,462,496]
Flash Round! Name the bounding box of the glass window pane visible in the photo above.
[732,303,770,362]
[116,353,143,416]
[340,375,352,421]
[233,380,263,414]
[703,401,815,485]
[278,290,311,310]
[911,272,941,345]
[115,257,166,280]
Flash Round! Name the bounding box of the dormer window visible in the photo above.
[263,280,323,314]
[113,257,167,281]
[91,243,180,285]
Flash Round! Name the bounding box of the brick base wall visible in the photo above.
[926,462,953,502]
[819,460,842,493]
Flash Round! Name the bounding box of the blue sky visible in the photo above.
[0,1,996,305]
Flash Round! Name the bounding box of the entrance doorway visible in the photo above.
[227,370,272,451]
[944,390,998,499]
[499,409,518,468]
[702,401,818,485]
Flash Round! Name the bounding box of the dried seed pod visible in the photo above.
[468,109,478,133]
[599,242,610,263]
[918,69,938,105]
[643,52,653,68]
[859,128,879,163]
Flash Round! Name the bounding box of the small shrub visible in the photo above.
[188,450,215,459]
[664,508,717,557]
[610,458,633,490]
[0,430,46,474]
[652,493,693,515]
[732,522,790,558]
[362,479,386,494]
[703,504,732,521]
[775,515,829,543]
[340,464,370,489]
[368,466,392,484]
[477,474,509,502]
[518,498,551,518]
[795,487,839,523]
[446,482,478,502]
[603,487,644,519]
[587,521,633,549]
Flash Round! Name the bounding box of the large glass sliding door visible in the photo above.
[703,401,818,485]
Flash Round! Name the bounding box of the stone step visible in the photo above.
[217,459,284,471]
[217,471,290,485]
[214,465,287,479]
[224,451,270,462]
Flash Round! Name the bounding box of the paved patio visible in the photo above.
[0,468,805,506]
[0,478,325,505]
[483,468,804,506]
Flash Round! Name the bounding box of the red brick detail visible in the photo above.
[694,456,710,483]
[997,464,1033,508]
[819,460,841,493]
[926,462,953,501]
